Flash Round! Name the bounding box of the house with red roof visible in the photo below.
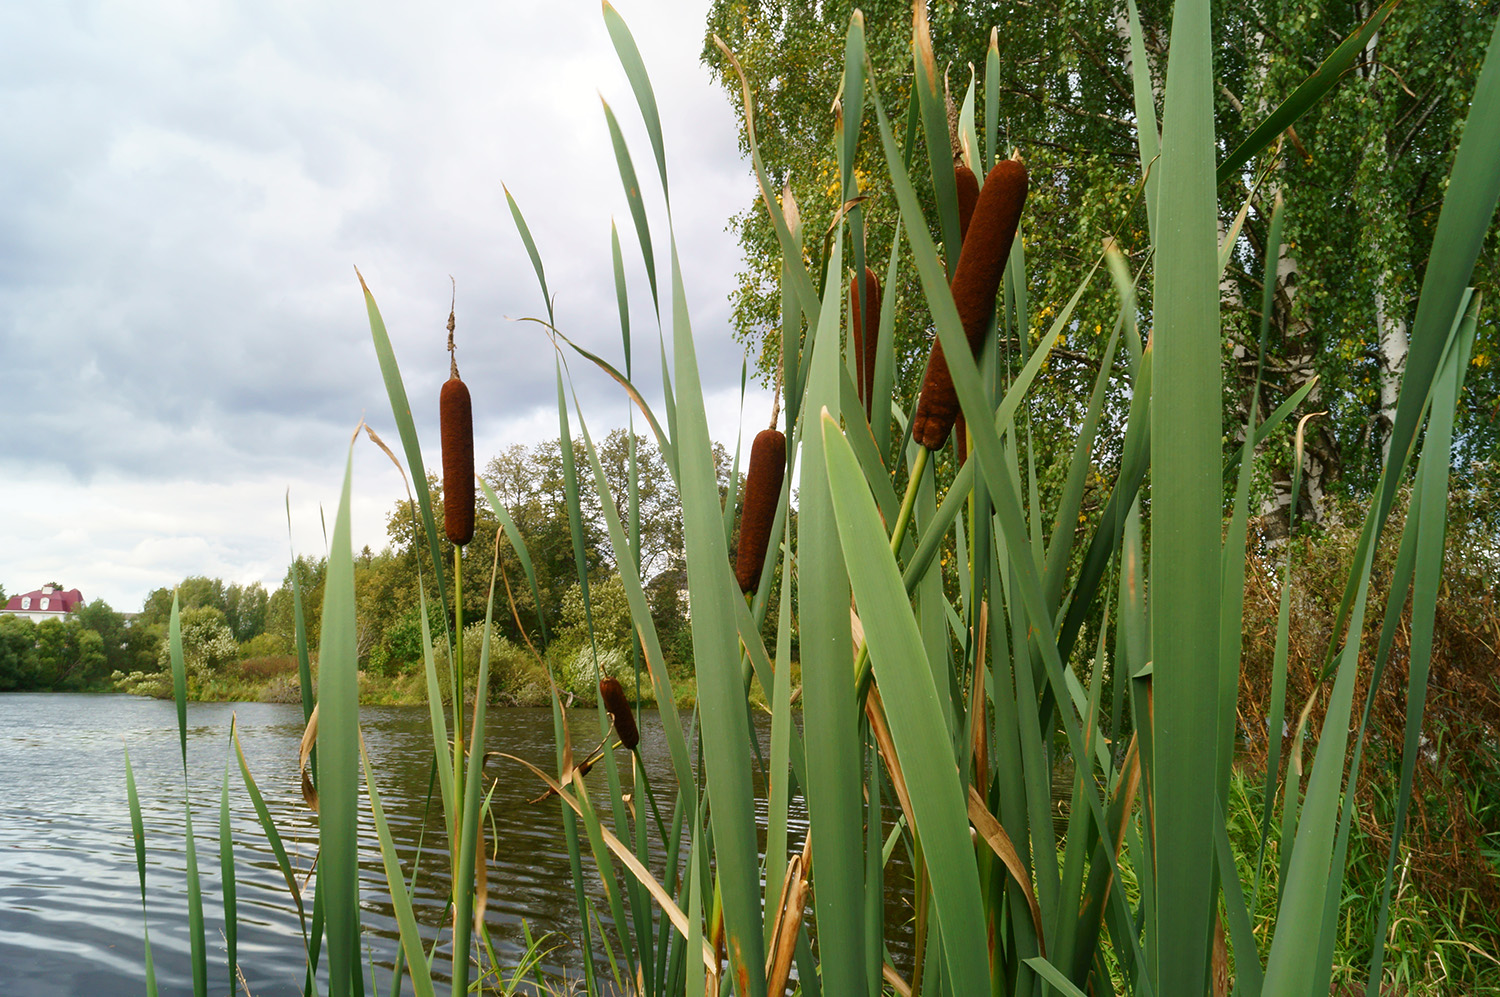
[3,585,85,623]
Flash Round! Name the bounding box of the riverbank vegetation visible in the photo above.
[117,1,1500,995]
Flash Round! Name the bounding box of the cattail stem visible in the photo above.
[887,445,929,565]
[633,751,671,854]
[854,445,930,700]
[453,544,465,798]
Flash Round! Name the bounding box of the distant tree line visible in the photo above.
[15,430,744,701]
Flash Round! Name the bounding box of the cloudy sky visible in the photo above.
[0,0,775,612]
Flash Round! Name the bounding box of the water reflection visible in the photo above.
[0,693,916,997]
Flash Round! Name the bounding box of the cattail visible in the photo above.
[734,428,786,593]
[911,158,1028,451]
[441,375,475,545]
[599,677,640,750]
[955,163,980,242]
[955,412,968,466]
[440,285,474,546]
[849,267,882,419]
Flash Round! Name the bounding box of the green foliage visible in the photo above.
[0,615,112,690]
[705,0,1500,513]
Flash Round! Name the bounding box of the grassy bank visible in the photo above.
[114,647,711,711]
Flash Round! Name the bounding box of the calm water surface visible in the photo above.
[0,693,869,996]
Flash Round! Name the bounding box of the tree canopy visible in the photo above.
[703,0,1500,521]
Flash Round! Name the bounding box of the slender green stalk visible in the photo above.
[453,544,465,798]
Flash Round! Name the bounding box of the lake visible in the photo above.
[0,692,881,996]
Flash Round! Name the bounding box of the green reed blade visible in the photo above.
[570,767,635,980]
[548,326,675,472]
[1365,293,1479,994]
[548,676,600,997]
[778,207,804,434]
[1147,0,1223,988]
[984,27,999,170]
[1056,345,1150,660]
[167,596,209,997]
[1253,412,1314,907]
[684,829,705,997]
[572,408,697,799]
[411,580,455,836]
[1004,559,1061,937]
[1025,956,1090,997]
[612,223,633,379]
[602,1,668,205]
[1215,809,1263,997]
[232,725,308,936]
[1382,13,1500,463]
[1226,378,1318,474]
[1265,489,1384,993]
[913,447,955,735]
[870,230,901,460]
[317,442,362,997]
[123,745,159,997]
[873,62,1147,993]
[503,185,556,329]
[905,457,974,588]
[910,1,960,272]
[601,98,659,316]
[985,556,1042,975]
[837,13,868,327]
[666,229,768,996]
[1055,608,1112,976]
[1215,299,1270,835]
[1216,0,1398,185]
[1266,16,1500,988]
[823,412,990,995]
[1322,11,1500,668]
[555,363,600,660]
[724,363,747,552]
[839,365,899,522]
[864,739,883,997]
[356,276,450,635]
[764,515,796,946]
[959,65,978,174]
[1315,300,1477,995]
[1124,0,1159,240]
[1043,313,1123,607]
[361,738,437,997]
[478,479,550,649]
[220,731,238,996]
[796,229,867,997]
[838,11,866,198]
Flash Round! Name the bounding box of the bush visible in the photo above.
[238,632,289,660]
[236,655,297,682]
[429,622,533,703]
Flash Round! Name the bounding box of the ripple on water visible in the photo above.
[0,693,908,995]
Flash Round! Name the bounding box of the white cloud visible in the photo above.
[0,0,768,610]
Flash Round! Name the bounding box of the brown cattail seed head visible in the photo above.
[440,376,475,545]
[955,412,968,466]
[734,428,787,593]
[955,164,980,243]
[599,677,639,750]
[849,267,882,419]
[912,158,1029,451]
